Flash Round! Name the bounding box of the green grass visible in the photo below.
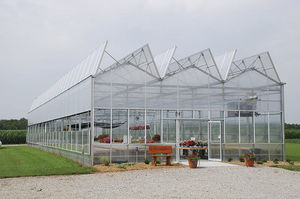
[272,165,300,171]
[0,146,96,178]
[285,139,300,162]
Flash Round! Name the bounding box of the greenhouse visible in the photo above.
[27,41,285,166]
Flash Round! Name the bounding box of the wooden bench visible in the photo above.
[149,145,175,166]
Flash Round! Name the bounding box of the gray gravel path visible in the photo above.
[0,166,300,199]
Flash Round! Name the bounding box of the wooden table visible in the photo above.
[179,147,208,151]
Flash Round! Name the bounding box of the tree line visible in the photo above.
[0,118,28,130]
[285,123,300,130]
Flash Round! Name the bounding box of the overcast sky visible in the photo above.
[0,0,299,123]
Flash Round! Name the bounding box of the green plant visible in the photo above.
[152,134,161,142]
[272,165,300,171]
[227,157,233,162]
[244,152,256,161]
[124,163,134,166]
[259,158,267,163]
[100,157,110,166]
[0,130,27,144]
[286,158,291,163]
[289,161,295,165]
[273,158,279,164]
[156,160,161,165]
[144,158,150,164]
[285,129,300,139]
[187,154,199,162]
[239,156,245,162]
[117,164,127,169]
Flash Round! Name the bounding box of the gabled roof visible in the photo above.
[227,52,281,83]
[154,46,177,79]
[29,41,107,112]
[30,42,282,115]
[164,49,222,81]
[97,44,160,79]
[214,49,236,80]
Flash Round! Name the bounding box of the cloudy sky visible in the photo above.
[0,0,299,123]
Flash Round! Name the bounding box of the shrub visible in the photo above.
[286,159,291,163]
[0,130,27,144]
[100,157,110,166]
[227,157,233,162]
[117,164,127,169]
[144,158,150,164]
[260,158,267,163]
[156,160,161,165]
[124,163,134,166]
[273,158,279,164]
[239,156,245,162]
[285,129,300,139]
[289,161,295,165]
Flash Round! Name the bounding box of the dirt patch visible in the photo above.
[93,162,187,173]
[225,161,300,167]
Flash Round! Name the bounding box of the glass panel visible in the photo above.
[94,109,111,143]
[255,113,268,143]
[209,122,221,160]
[112,109,128,144]
[163,119,176,143]
[77,131,82,152]
[270,113,282,143]
[67,131,72,150]
[83,129,90,154]
[254,144,269,160]
[146,110,161,143]
[71,131,76,151]
[223,144,240,160]
[163,110,177,119]
[225,113,239,143]
[180,120,199,141]
[240,111,254,143]
[269,144,283,160]
[179,110,193,118]
[129,110,145,144]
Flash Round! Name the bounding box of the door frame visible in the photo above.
[208,121,222,161]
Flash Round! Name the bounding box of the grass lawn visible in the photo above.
[0,146,96,178]
[272,165,300,171]
[285,139,300,162]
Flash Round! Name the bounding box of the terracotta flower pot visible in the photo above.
[188,160,198,168]
[99,138,104,143]
[245,158,254,167]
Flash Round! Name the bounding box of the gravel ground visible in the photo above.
[1,166,300,199]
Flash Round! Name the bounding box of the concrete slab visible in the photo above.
[180,159,238,167]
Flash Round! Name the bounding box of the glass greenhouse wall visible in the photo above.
[27,41,285,165]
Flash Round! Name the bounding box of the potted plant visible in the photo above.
[187,154,199,168]
[243,152,256,167]
[98,134,109,143]
[152,134,160,142]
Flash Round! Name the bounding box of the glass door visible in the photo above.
[208,121,222,161]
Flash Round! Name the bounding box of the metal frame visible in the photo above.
[27,43,285,166]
